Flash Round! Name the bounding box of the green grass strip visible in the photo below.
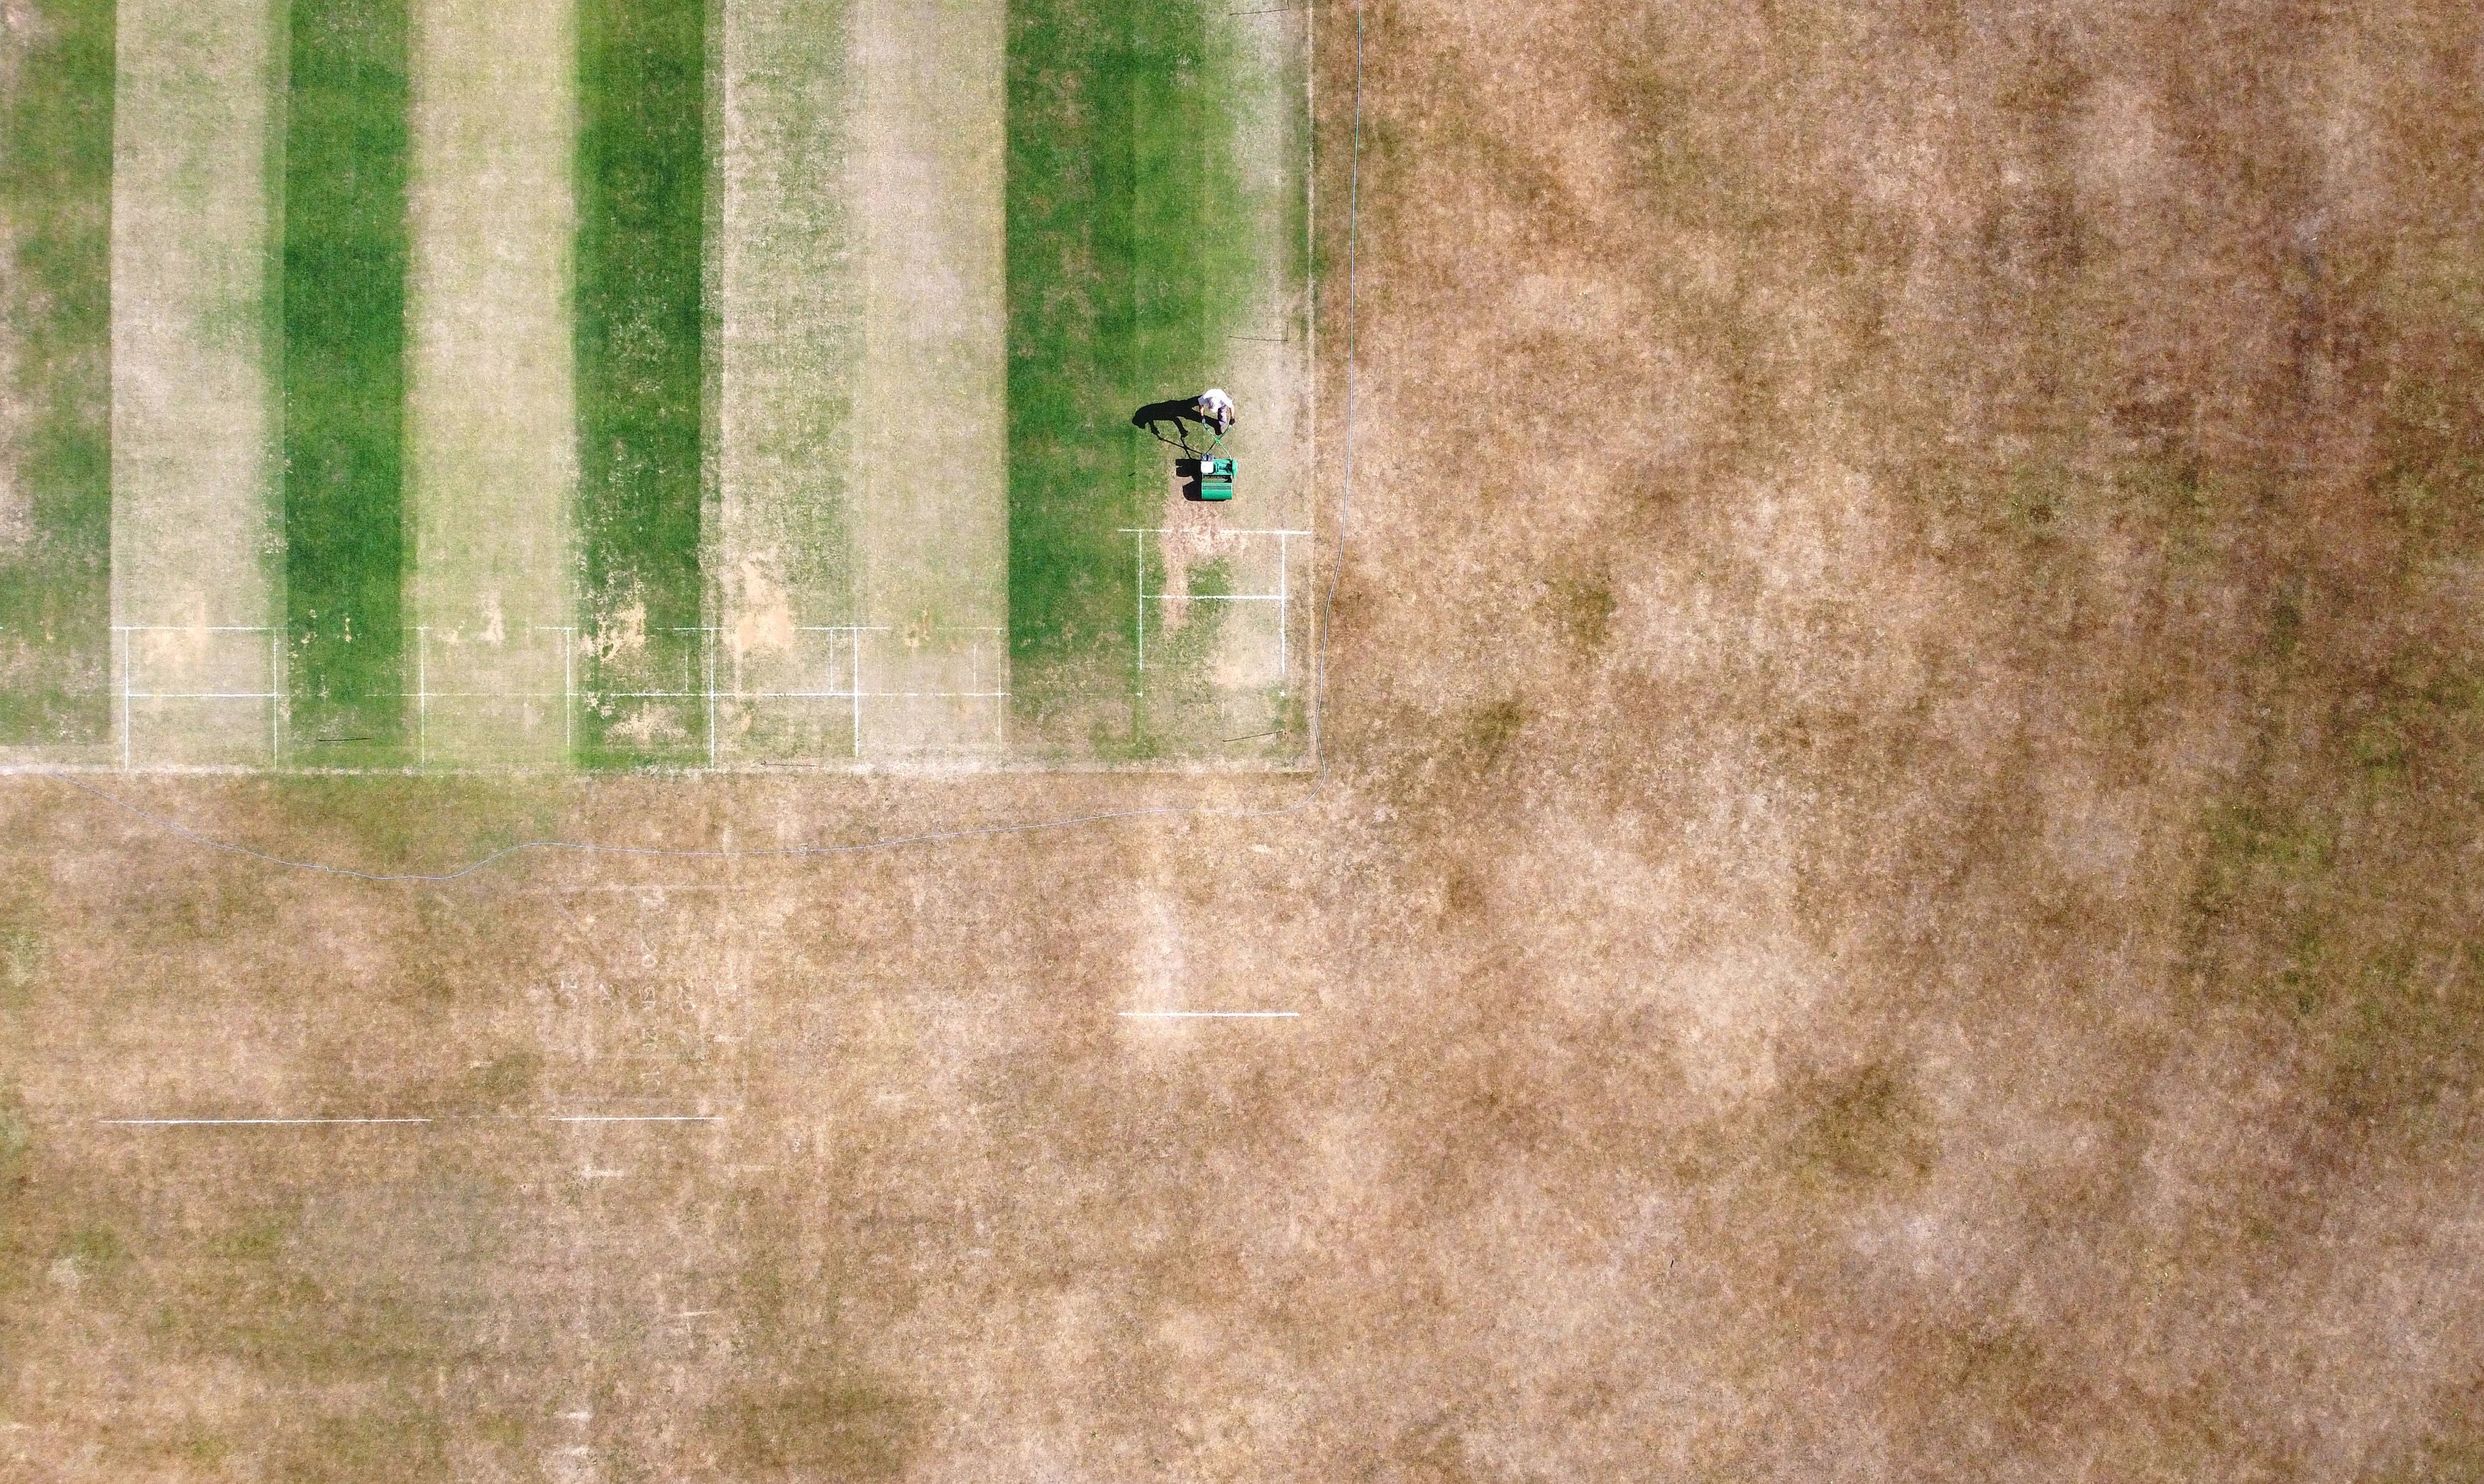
[0,0,114,745]
[1004,0,1255,737]
[282,0,412,762]
[574,0,706,768]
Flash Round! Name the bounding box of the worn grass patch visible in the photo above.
[0,0,114,744]
[253,774,568,873]
[710,1379,922,1482]
[1781,1060,1938,1192]
[575,0,707,769]
[283,0,414,763]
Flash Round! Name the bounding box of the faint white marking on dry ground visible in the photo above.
[1117,1011,1301,1019]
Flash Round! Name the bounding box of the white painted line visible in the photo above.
[1146,593,1284,603]
[1116,1011,1301,1019]
[416,625,428,766]
[541,1115,722,1123]
[119,633,132,769]
[620,690,1010,701]
[1277,530,1290,691]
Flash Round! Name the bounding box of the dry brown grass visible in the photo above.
[6,0,2484,1477]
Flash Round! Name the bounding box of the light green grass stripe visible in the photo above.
[282,0,413,762]
[850,0,1009,757]
[0,0,114,745]
[712,0,857,763]
[575,0,706,769]
[1004,0,1258,752]
[109,0,286,769]
[405,0,576,769]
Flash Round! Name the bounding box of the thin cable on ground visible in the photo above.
[31,2,1368,886]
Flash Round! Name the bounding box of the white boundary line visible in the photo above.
[415,626,428,766]
[1117,1011,1301,1019]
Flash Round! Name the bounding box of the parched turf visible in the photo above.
[0,0,114,745]
[282,0,412,761]
[1004,0,1258,735]
[575,0,707,768]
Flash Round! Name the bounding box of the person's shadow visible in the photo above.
[1132,397,1212,457]
[1132,397,1230,500]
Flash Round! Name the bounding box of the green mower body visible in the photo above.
[1194,456,1236,501]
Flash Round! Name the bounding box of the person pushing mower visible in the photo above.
[1186,389,1238,500]
[1131,389,1241,500]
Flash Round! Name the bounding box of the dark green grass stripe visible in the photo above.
[575,0,706,768]
[0,0,114,745]
[1004,0,1255,732]
[282,0,412,760]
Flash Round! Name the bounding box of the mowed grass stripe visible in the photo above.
[711,0,855,762]
[0,0,114,744]
[283,0,412,759]
[111,0,287,767]
[1004,0,1257,736]
[405,0,578,769]
[848,0,1008,756]
[576,0,705,767]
